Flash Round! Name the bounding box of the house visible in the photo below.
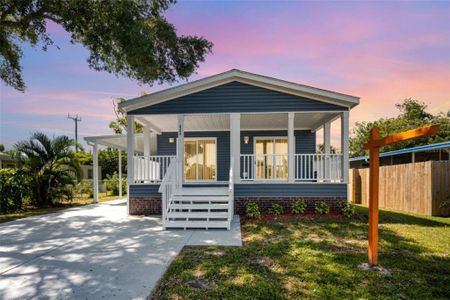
[86,69,360,229]
[0,153,17,169]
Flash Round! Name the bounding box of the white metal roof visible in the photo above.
[119,69,360,113]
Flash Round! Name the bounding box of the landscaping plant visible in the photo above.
[245,202,261,219]
[103,172,126,196]
[315,201,330,214]
[14,132,81,207]
[268,203,284,215]
[340,201,356,218]
[292,198,307,214]
[0,168,30,213]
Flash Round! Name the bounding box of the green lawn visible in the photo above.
[0,192,122,223]
[151,206,450,299]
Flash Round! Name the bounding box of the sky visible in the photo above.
[1,1,449,149]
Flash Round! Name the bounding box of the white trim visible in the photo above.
[341,111,349,184]
[184,137,218,182]
[118,149,122,197]
[230,113,241,184]
[93,142,99,203]
[119,69,360,112]
[177,115,184,187]
[126,115,135,214]
[288,112,295,183]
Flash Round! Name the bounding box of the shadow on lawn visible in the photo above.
[153,217,450,300]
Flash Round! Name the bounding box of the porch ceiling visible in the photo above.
[136,112,340,132]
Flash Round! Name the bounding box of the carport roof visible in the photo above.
[84,134,144,152]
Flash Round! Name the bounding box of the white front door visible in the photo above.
[184,138,217,181]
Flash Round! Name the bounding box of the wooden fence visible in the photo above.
[350,161,450,216]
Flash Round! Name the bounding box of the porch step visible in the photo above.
[169,203,229,210]
[171,195,229,202]
[175,187,228,196]
[164,220,230,229]
[166,211,229,219]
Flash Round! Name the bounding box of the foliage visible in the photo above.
[14,132,81,207]
[153,207,450,299]
[74,151,92,166]
[0,144,4,152]
[292,198,307,214]
[268,203,284,215]
[245,202,260,219]
[103,172,126,196]
[76,180,93,198]
[339,201,355,218]
[315,200,330,214]
[350,99,450,157]
[0,168,30,213]
[109,96,143,134]
[98,148,127,178]
[317,144,337,154]
[0,0,213,91]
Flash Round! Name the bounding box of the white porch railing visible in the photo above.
[158,158,178,228]
[295,154,342,182]
[240,153,343,182]
[241,153,289,181]
[133,155,176,183]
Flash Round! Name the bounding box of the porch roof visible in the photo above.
[119,69,360,113]
[84,134,145,152]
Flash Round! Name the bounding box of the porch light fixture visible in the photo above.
[243,136,249,144]
[169,137,175,143]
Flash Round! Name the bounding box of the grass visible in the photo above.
[151,206,450,299]
[0,192,122,223]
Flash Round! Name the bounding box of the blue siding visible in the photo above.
[235,184,347,197]
[128,82,346,115]
[157,131,230,181]
[130,184,161,196]
[240,130,315,154]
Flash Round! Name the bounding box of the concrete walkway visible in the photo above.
[0,199,241,299]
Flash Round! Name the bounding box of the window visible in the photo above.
[184,138,217,181]
[254,137,288,180]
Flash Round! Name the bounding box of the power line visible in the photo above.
[67,113,82,152]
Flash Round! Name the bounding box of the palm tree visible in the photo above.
[14,132,81,207]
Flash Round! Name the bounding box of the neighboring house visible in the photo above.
[86,69,360,229]
[350,141,450,168]
[0,153,16,169]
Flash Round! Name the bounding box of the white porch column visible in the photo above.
[93,142,99,203]
[118,149,122,198]
[230,113,241,183]
[143,128,151,157]
[126,115,135,214]
[177,114,184,187]
[288,112,295,183]
[324,122,331,154]
[341,111,350,184]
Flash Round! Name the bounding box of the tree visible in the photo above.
[0,144,4,152]
[74,150,92,165]
[0,0,213,91]
[98,148,126,178]
[14,132,81,207]
[109,96,143,134]
[350,98,450,157]
[317,144,337,154]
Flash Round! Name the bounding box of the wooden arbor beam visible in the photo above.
[363,124,439,266]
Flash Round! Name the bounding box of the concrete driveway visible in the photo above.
[0,199,241,299]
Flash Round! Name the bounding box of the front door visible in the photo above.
[184,138,217,181]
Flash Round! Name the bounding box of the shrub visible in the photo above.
[103,172,126,196]
[0,169,30,213]
[246,202,261,219]
[77,180,94,198]
[341,202,355,218]
[268,203,284,215]
[315,201,330,215]
[292,198,307,214]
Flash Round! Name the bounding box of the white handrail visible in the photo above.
[158,158,178,227]
[228,157,234,228]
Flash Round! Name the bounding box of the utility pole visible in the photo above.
[67,113,82,151]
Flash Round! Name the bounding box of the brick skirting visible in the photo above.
[129,197,162,215]
[129,196,345,216]
[234,197,346,215]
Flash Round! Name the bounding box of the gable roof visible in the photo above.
[119,69,360,113]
